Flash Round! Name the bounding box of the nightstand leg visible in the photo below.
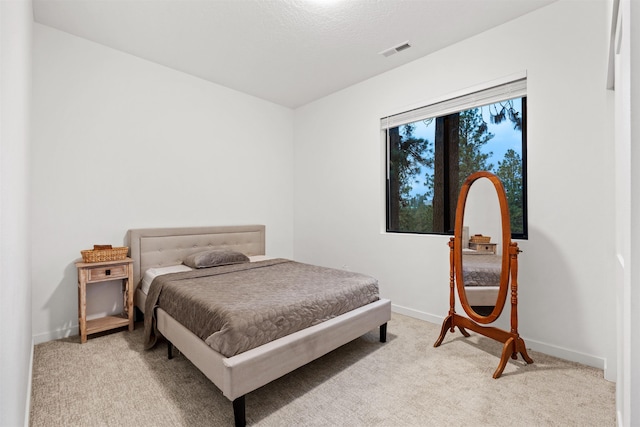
[125,280,134,331]
[78,271,87,344]
[126,264,134,331]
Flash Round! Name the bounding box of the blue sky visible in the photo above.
[404,98,523,198]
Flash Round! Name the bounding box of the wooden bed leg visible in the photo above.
[167,341,174,360]
[233,395,246,427]
[379,323,387,343]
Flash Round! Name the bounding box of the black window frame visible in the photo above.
[384,96,528,240]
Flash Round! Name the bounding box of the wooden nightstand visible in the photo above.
[76,257,134,343]
[468,242,497,254]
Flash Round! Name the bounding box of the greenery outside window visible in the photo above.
[382,78,528,239]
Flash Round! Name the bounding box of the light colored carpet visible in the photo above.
[30,313,615,426]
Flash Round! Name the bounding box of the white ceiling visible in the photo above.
[33,0,556,108]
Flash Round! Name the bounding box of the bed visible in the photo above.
[126,225,391,426]
[462,250,501,307]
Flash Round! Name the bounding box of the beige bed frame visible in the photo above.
[127,225,391,426]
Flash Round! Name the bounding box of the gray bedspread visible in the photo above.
[143,259,380,357]
[462,253,501,286]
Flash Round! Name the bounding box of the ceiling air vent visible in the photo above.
[379,41,411,58]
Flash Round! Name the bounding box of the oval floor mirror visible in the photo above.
[433,171,533,378]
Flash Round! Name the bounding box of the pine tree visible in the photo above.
[495,149,524,234]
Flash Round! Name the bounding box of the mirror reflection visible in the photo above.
[461,177,502,317]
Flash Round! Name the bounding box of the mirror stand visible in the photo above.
[434,239,533,379]
[433,171,532,378]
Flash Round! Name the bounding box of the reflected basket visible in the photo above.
[80,246,128,263]
[469,234,491,244]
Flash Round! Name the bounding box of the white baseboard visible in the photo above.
[32,325,77,345]
[391,303,444,325]
[523,337,606,371]
[391,304,608,373]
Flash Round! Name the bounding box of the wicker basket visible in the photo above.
[469,234,491,244]
[80,246,128,263]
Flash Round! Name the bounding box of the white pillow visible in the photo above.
[140,264,192,294]
[248,255,273,262]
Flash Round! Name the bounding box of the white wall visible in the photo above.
[294,0,616,378]
[628,1,640,421]
[630,1,640,422]
[613,0,640,424]
[31,24,295,343]
[465,178,503,256]
[0,0,33,425]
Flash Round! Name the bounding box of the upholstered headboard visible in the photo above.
[126,225,266,286]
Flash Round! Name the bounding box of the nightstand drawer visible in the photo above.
[468,242,497,254]
[87,264,128,281]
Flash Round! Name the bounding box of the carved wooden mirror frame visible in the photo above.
[433,171,533,378]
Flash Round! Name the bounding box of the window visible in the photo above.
[382,78,527,239]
